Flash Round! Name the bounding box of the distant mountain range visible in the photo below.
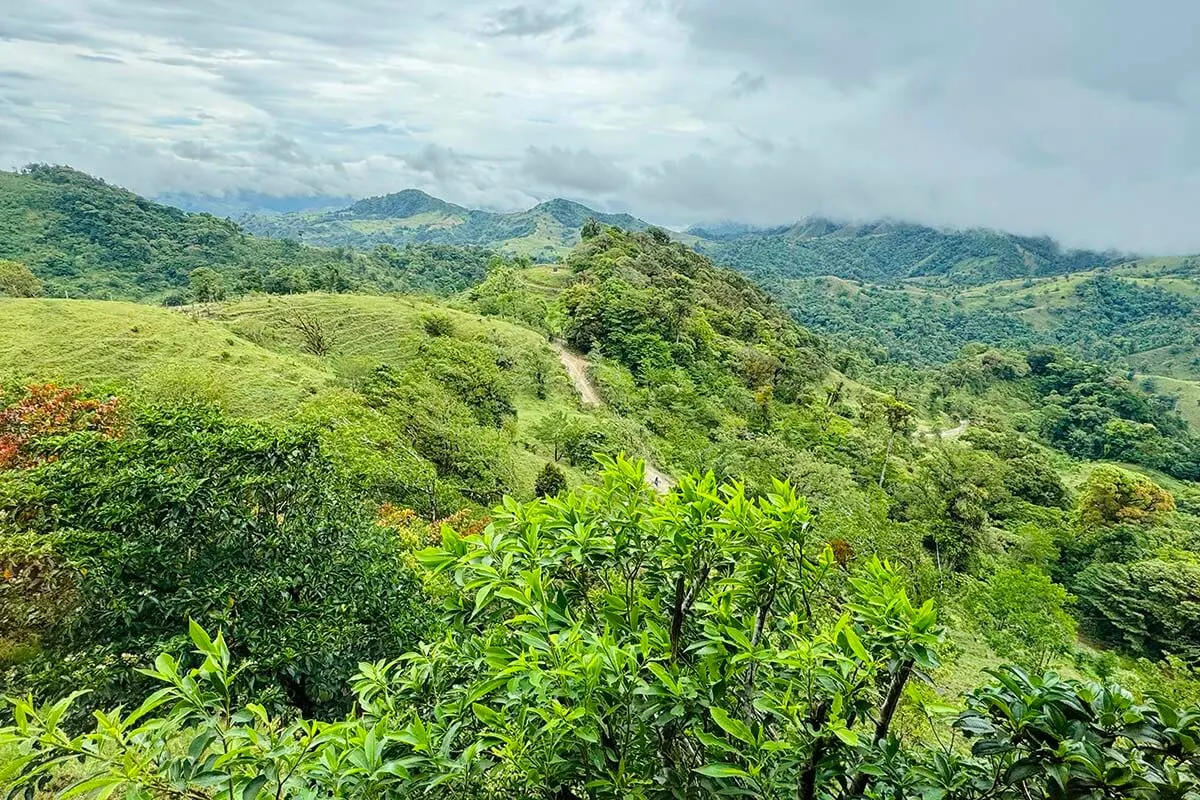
[236,190,652,260]
[224,189,1124,286]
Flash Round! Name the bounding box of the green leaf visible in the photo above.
[59,774,124,799]
[694,763,749,778]
[188,619,216,654]
[841,625,871,663]
[242,775,269,800]
[832,726,860,747]
[710,707,754,746]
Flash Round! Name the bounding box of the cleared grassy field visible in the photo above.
[0,298,333,417]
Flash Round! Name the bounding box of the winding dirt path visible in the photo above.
[552,342,674,494]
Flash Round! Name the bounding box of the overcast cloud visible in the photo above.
[2,0,1199,251]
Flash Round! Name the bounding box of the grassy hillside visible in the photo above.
[0,298,334,416]
[240,193,653,261]
[0,293,635,510]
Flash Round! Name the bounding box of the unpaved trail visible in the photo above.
[917,420,970,441]
[552,341,674,494]
[939,420,970,440]
[553,342,601,407]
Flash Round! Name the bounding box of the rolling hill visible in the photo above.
[239,192,653,260]
[0,165,496,301]
[698,217,1125,287]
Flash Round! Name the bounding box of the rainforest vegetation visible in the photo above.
[0,168,1197,798]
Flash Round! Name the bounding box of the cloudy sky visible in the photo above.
[2,0,1199,251]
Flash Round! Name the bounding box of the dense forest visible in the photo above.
[697,218,1123,287]
[0,166,494,301]
[1,169,1198,798]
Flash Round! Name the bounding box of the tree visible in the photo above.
[533,462,567,497]
[1078,465,1175,526]
[5,461,1198,800]
[1,405,434,716]
[874,396,915,488]
[966,566,1077,672]
[581,217,602,239]
[0,259,42,297]
[286,307,334,356]
[1074,558,1200,663]
[187,267,225,302]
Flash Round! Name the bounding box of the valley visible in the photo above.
[1,166,1198,799]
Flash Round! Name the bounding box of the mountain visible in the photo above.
[699,217,1125,287]
[0,165,492,301]
[238,192,653,260]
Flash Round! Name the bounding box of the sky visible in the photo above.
[2,0,1200,251]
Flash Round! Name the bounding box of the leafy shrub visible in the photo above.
[532,462,567,497]
[0,383,119,469]
[1,405,434,716]
[0,259,41,297]
[965,566,1077,671]
[420,312,455,337]
[3,461,1197,800]
[1074,558,1200,663]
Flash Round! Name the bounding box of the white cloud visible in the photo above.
[2,0,1200,251]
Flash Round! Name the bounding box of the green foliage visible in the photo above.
[700,219,1118,288]
[1079,465,1176,527]
[0,405,434,716]
[965,567,1077,672]
[532,462,566,497]
[1074,558,1200,663]
[0,259,41,297]
[3,464,1197,800]
[0,166,494,301]
[187,266,225,303]
[420,312,455,337]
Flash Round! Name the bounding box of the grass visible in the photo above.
[0,293,642,498]
[0,298,333,418]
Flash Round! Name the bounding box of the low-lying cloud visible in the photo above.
[3,0,1200,251]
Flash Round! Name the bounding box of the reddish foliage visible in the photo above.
[0,383,120,469]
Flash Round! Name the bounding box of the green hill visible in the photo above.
[0,165,494,301]
[701,217,1123,287]
[239,193,653,260]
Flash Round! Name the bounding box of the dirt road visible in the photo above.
[552,342,674,494]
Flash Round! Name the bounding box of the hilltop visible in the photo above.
[239,192,652,260]
[0,165,497,301]
[700,217,1124,287]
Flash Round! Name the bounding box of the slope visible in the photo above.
[239,193,653,261]
[0,165,494,302]
[701,217,1123,287]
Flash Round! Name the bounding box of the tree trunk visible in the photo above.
[878,432,894,489]
[848,659,915,797]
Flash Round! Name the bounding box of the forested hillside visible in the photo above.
[2,173,1198,799]
[0,166,493,301]
[240,192,651,260]
[700,218,1122,287]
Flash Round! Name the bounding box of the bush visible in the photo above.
[533,462,567,497]
[420,312,455,337]
[1074,558,1200,663]
[5,460,1198,800]
[1,405,435,716]
[965,566,1077,672]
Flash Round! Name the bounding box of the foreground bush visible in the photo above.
[3,458,1198,799]
[1,405,434,717]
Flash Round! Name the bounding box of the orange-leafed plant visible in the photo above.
[0,383,120,469]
